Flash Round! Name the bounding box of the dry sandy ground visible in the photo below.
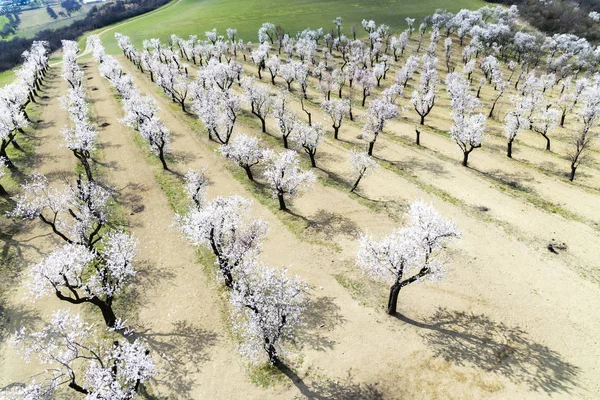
[1,34,600,400]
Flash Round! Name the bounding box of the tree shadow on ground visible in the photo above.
[280,365,384,400]
[295,295,345,352]
[388,156,449,177]
[306,209,359,240]
[395,308,579,395]
[132,320,219,400]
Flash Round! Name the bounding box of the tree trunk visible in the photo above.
[415,128,421,145]
[350,174,363,192]
[387,282,401,315]
[283,134,289,149]
[259,116,266,133]
[462,151,469,167]
[368,140,375,156]
[159,146,169,170]
[543,134,551,151]
[569,164,577,181]
[309,152,316,168]
[560,111,566,127]
[0,184,7,197]
[93,298,117,328]
[507,140,513,158]
[11,139,23,151]
[244,165,254,181]
[420,115,425,125]
[333,125,339,140]
[277,193,287,210]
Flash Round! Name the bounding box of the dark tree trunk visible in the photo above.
[283,134,289,149]
[560,111,566,127]
[543,134,551,151]
[277,193,287,210]
[0,184,7,197]
[158,146,169,170]
[387,282,401,315]
[308,152,316,167]
[420,115,425,125]
[333,125,340,140]
[462,151,470,167]
[368,140,375,156]
[244,165,254,181]
[415,128,421,145]
[350,173,363,192]
[259,116,266,133]
[507,140,513,158]
[570,164,577,181]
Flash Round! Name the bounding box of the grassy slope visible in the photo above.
[97,0,485,54]
[15,4,101,39]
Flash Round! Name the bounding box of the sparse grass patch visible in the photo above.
[249,363,289,388]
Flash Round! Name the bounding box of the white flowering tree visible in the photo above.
[363,97,399,156]
[243,78,273,133]
[219,134,265,181]
[193,85,240,144]
[9,309,154,398]
[411,55,439,126]
[349,151,377,192]
[291,122,325,167]
[177,192,267,288]
[357,200,460,315]
[231,261,308,364]
[532,106,559,151]
[10,175,111,249]
[450,113,486,167]
[504,96,532,158]
[273,93,298,149]
[138,116,172,170]
[568,87,600,181]
[263,150,316,211]
[0,91,30,169]
[321,98,350,140]
[60,86,97,181]
[25,231,136,327]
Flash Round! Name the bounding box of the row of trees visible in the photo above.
[0,41,48,177]
[94,36,312,366]
[2,43,156,398]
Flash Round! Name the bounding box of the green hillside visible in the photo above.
[96,0,486,53]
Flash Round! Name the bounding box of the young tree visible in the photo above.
[356,200,460,315]
[243,78,273,133]
[504,96,532,158]
[265,55,280,85]
[450,113,486,167]
[0,95,29,169]
[26,231,137,327]
[273,93,298,148]
[411,55,439,125]
[10,175,111,249]
[193,85,240,144]
[363,97,399,156]
[231,261,308,365]
[10,309,154,398]
[349,150,377,192]
[291,122,325,167]
[60,87,97,181]
[177,194,267,287]
[567,89,600,181]
[219,134,265,181]
[263,150,316,210]
[532,106,559,151]
[139,116,172,170]
[321,99,350,140]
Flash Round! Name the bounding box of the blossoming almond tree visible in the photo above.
[450,113,486,167]
[8,309,154,398]
[243,77,273,133]
[321,98,350,140]
[0,157,7,196]
[349,151,377,192]
[363,97,399,156]
[10,175,111,249]
[231,261,308,365]
[219,134,265,181]
[357,200,460,315]
[26,231,137,327]
[291,122,325,167]
[263,150,316,211]
[177,191,268,288]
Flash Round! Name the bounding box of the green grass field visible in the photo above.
[96,0,486,54]
[15,4,102,39]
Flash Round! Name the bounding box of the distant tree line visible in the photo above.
[61,0,82,13]
[487,0,600,42]
[0,0,171,73]
[0,12,20,38]
[46,5,58,19]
